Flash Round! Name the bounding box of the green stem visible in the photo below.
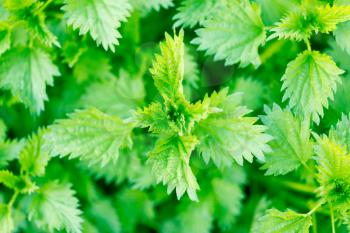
[306,201,324,216]
[281,180,316,194]
[312,214,318,233]
[330,204,336,233]
[39,0,54,12]
[8,190,19,209]
[260,40,286,63]
[305,39,312,51]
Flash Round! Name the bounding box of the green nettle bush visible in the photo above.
[1,0,350,232]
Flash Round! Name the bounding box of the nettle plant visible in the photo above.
[1,0,350,232]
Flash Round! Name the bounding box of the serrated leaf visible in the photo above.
[0,204,13,233]
[0,170,37,193]
[29,181,82,233]
[282,50,343,124]
[212,178,244,230]
[329,113,350,152]
[173,0,217,28]
[147,134,199,201]
[135,102,170,134]
[80,70,145,118]
[0,139,25,168]
[270,4,350,41]
[150,31,185,101]
[194,88,272,167]
[0,47,60,114]
[314,136,350,210]
[334,0,350,55]
[19,129,50,177]
[254,209,312,233]
[44,108,135,167]
[62,0,131,52]
[260,105,313,175]
[192,0,266,67]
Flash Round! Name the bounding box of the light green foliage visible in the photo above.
[173,0,217,28]
[329,114,350,151]
[62,0,131,51]
[194,89,272,167]
[281,50,343,123]
[234,77,265,110]
[147,135,199,201]
[29,181,83,233]
[80,70,145,118]
[192,0,266,67]
[254,209,312,233]
[314,136,350,211]
[260,105,313,175]
[270,3,350,41]
[150,31,185,102]
[19,129,49,177]
[0,170,37,193]
[0,47,60,113]
[0,204,13,233]
[334,0,350,55]
[44,108,135,167]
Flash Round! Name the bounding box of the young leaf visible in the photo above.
[270,4,350,41]
[253,209,312,233]
[0,204,13,233]
[281,50,343,124]
[147,134,199,201]
[314,136,350,210]
[19,129,50,177]
[194,88,272,167]
[260,105,313,176]
[192,0,266,67]
[150,31,185,102]
[135,102,170,134]
[62,0,131,52]
[29,181,83,233]
[44,108,135,167]
[0,170,19,190]
[0,47,60,114]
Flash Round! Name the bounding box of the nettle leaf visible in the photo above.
[80,70,145,119]
[254,209,312,233]
[270,4,350,41]
[0,139,25,168]
[194,88,272,167]
[29,181,83,233]
[19,129,50,177]
[135,102,170,134]
[173,0,217,28]
[282,50,343,124]
[260,105,313,176]
[211,178,244,230]
[44,108,135,167]
[0,170,37,193]
[150,31,185,101]
[0,204,13,233]
[147,134,199,201]
[192,0,266,67]
[329,113,350,151]
[334,0,350,55]
[0,47,60,114]
[314,136,350,210]
[62,0,131,52]
[162,200,213,233]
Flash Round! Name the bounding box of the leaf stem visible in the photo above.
[260,40,285,63]
[39,0,54,12]
[8,189,19,209]
[306,201,324,216]
[305,39,312,51]
[330,203,336,233]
